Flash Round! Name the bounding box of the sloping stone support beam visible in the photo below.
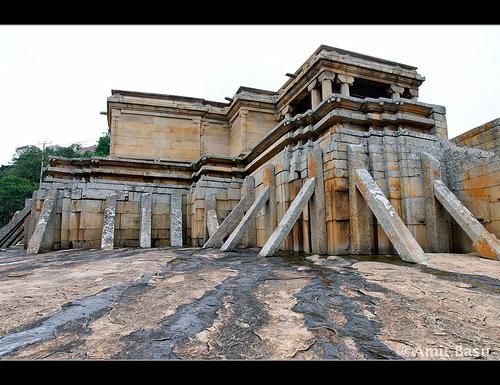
[220,187,270,252]
[203,176,255,248]
[203,196,247,248]
[27,189,57,255]
[259,178,316,257]
[353,168,427,264]
[433,179,500,260]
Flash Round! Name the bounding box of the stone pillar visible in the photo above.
[337,74,354,97]
[282,105,294,120]
[170,194,183,247]
[307,148,328,254]
[27,189,57,255]
[318,71,336,100]
[307,80,321,110]
[420,152,452,252]
[140,193,152,248]
[390,85,405,100]
[101,194,117,251]
[408,88,419,101]
[348,145,372,254]
[205,190,219,238]
[263,164,277,241]
[259,178,316,257]
[241,175,256,247]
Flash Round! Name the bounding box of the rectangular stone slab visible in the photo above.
[259,178,316,257]
[433,179,500,260]
[101,194,117,251]
[27,189,57,255]
[220,186,270,252]
[140,193,152,248]
[353,168,427,264]
[170,194,183,247]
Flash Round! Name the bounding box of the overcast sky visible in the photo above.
[0,25,499,166]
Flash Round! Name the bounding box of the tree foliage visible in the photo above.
[0,176,37,226]
[0,131,110,227]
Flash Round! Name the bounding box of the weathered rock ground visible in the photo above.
[0,246,498,360]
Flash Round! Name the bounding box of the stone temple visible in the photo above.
[4,45,500,262]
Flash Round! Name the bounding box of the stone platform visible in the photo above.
[0,247,498,360]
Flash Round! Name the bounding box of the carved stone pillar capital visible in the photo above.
[336,74,354,85]
[281,105,294,119]
[408,88,419,100]
[318,71,336,83]
[389,85,405,100]
[307,79,318,92]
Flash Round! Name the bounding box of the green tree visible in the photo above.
[0,132,110,228]
[94,131,110,156]
[0,176,37,226]
[6,145,43,184]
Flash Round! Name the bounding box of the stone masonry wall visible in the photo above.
[27,123,500,256]
[443,144,500,253]
[450,118,500,154]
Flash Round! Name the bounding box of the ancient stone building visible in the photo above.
[7,45,499,262]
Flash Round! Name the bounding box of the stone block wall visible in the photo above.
[26,181,189,252]
[27,122,500,256]
[443,144,500,253]
[451,118,499,154]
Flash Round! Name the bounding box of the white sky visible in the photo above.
[0,25,499,166]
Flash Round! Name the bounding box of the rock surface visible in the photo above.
[0,247,498,360]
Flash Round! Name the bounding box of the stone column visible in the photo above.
[318,71,336,100]
[170,194,183,247]
[307,80,321,110]
[421,152,452,252]
[241,175,256,247]
[140,193,152,248]
[282,105,294,120]
[263,164,277,241]
[337,74,354,97]
[101,194,117,251]
[347,144,372,254]
[307,148,328,254]
[390,85,405,100]
[205,190,219,238]
[27,189,57,254]
[408,88,419,101]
